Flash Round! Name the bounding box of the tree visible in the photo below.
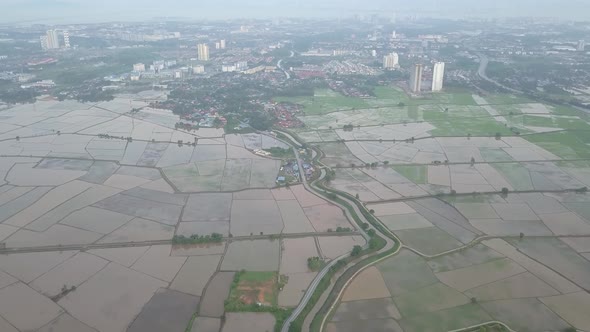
[495,132,502,140]
[470,157,476,167]
[355,193,360,199]
[367,229,376,237]
[369,237,380,249]
[383,161,389,165]
[467,133,472,140]
[350,245,362,257]
[501,187,509,197]
[361,222,369,230]
[471,297,478,304]
[369,209,375,214]
[520,232,525,239]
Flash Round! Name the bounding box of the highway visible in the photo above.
[476,52,522,94]
[277,50,294,79]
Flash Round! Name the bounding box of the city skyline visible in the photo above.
[2,0,590,24]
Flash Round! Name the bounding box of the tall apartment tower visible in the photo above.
[578,40,586,52]
[431,62,445,92]
[220,39,226,49]
[46,30,60,49]
[63,30,71,48]
[197,43,210,61]
[409,64,424,93]
[383,52,399,70]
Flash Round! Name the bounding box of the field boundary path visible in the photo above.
[0,231,360,255]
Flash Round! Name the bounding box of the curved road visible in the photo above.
[279,136,398,332]
[476,53,522,94]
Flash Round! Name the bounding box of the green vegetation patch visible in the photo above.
[263,147,294,159]
[522,115,557,128]
[276,89,369,115]
[483,94,534,105]
[424,111,515,137]
[525,131,590,159]
[399,303,492,332]
[393,282,469,317]
[480,148,514,162]
[377,250,439,296]
[392,165,428,184]
[427,244,505,273]
[394,227,463,256]
[491,163,534,191]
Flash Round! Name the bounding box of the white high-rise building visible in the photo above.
[63,30,70,48]
[383,52,399,70]
[40,36,48,50]
[371,50,377,57]
[392,30,397,39]
[41,29,60,50]
[578,40,586,52]
[197,43,210,61]
[46,30,60,49]
[431,62,445,92]
[409,64,423,93]
[220,39,226,49]
[215,42,221,49]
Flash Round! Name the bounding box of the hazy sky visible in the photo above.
[2,0,589,24]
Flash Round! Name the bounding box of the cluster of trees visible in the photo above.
[172,233,223,244]
[342,124,355,132]
[307,256,325,272]
[0,87,39,104]
[350,245,363,257]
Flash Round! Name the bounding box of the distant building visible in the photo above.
[391,30,397,39]
[578,40,586,52]
[431,62,445,92]
[371,50,377,57]
[215,42,221,49]
[192,65,205,74]
[133,63,146,72]
[40,36,48,50]
[383,52,399,70]
[63,30,70,48]
[40,29,60,50]
[40,29,71,50]
[222,64,236,72]
[409,63,423,93]
[236,61,248,70]
[220,39,226,49]
[197,43,210,61]
[47,30,60,49]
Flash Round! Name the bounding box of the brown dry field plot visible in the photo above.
[199,272,235,318]
[222,312,276,332]
[227,271,278,307]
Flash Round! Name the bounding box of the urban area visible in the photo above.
[0,7,589,332]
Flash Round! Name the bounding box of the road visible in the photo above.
[277,50,295,79]
[278,135,398,332]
